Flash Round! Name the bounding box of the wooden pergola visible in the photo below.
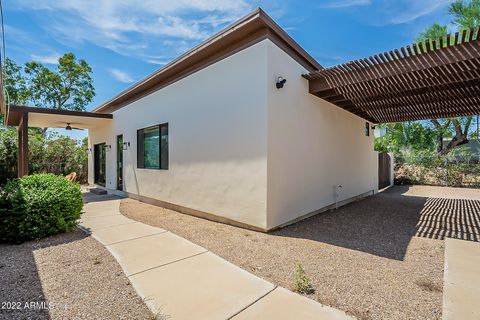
[303,27,480,123]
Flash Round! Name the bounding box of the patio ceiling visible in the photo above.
[303,27,480,124]
[5,105,112,129]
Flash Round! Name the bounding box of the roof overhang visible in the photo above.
[304,28,480,124]
[93,8,322,114]
[6,105,113,129]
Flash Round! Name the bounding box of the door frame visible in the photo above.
[116,135,124,191]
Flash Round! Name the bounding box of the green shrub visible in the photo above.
[293,263,315,295]
[0,174,83,242]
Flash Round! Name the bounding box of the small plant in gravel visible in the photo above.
[293,263,315,295]
[0,174,83,243]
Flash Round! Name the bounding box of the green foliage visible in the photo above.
[24,53,95,111]
[0,174,83,243]
[416,23,448,45]
[0,129,18,182]
[449,0,480,30]
[4,58,28,105]
[293,263,315,295]
[0,128,88,185]
[374,122,436,154]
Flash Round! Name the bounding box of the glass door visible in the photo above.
[116,135,123,191]
[94,143,106,186]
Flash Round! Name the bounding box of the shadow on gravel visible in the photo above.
[0,231,88,320]
[274,186,480,260]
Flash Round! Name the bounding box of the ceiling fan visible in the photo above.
[65,123,84,131]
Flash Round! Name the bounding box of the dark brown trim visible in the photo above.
[93,8,322,114]
[6,105,113,126]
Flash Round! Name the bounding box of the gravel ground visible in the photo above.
[0,229,153,320]
[117,185,480,320]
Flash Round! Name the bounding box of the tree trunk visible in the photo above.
[438,134,468,156]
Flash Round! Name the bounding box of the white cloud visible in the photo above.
[109,69,135,83]
[12,0,252,61]
[320,0,372,9]
[386,0,451,24]
[30,53,61,64]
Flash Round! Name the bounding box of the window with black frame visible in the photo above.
[137,123,169,170]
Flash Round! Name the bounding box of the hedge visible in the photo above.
[0,174,83,242]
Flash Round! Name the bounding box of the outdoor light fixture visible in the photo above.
[123,142,130,150]
[86,147,92,154]
[105,145,112,152]
[276,76,287,89]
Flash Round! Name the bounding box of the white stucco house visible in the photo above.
[87,8,378,231]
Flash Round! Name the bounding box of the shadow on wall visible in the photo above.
[0,231,88,319]
[273,186,480,261]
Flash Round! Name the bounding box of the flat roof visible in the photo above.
[6,105,112,128]
[304,27,480,123]
[93,8,322,114]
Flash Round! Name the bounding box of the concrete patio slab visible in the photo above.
[107,232,207,276]
[232,287,354,320]
[129,251,275,320]
[443,238,480,320]
[79,214,135,232]
[92,222,166,245]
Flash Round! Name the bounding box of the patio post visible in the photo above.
[17,111,28,177]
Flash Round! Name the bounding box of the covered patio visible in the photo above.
[2,105,112,177]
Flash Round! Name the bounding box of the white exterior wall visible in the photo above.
[265,40,378,229]
[89,40,269,229]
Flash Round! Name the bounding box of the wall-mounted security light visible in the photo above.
[123,142,130,150]
[86,147,92,155]
[276,76,287,89]
[105,145,112,152]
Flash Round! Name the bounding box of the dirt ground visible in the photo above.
[0,230,153,320]
[120,185,480,320]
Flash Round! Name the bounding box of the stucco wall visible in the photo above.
[89,40,269,229]
[266,40,378,229]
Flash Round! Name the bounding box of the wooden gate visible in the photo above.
[378,153,391,189]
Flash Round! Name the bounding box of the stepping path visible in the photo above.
[79,194,354,320]
[443,238,480,320]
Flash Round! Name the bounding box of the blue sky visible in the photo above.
[5,0,454,138]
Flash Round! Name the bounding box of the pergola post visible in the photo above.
[17,112,28,177]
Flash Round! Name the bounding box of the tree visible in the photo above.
[375,122,436,154]
[416,23,448,45]
[416,0,480,155]
[449,0,480,30]
[4,58,28,105]
[24,53,95,111]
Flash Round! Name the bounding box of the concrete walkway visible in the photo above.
[79,194,353,320]
[443,238,480,320]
